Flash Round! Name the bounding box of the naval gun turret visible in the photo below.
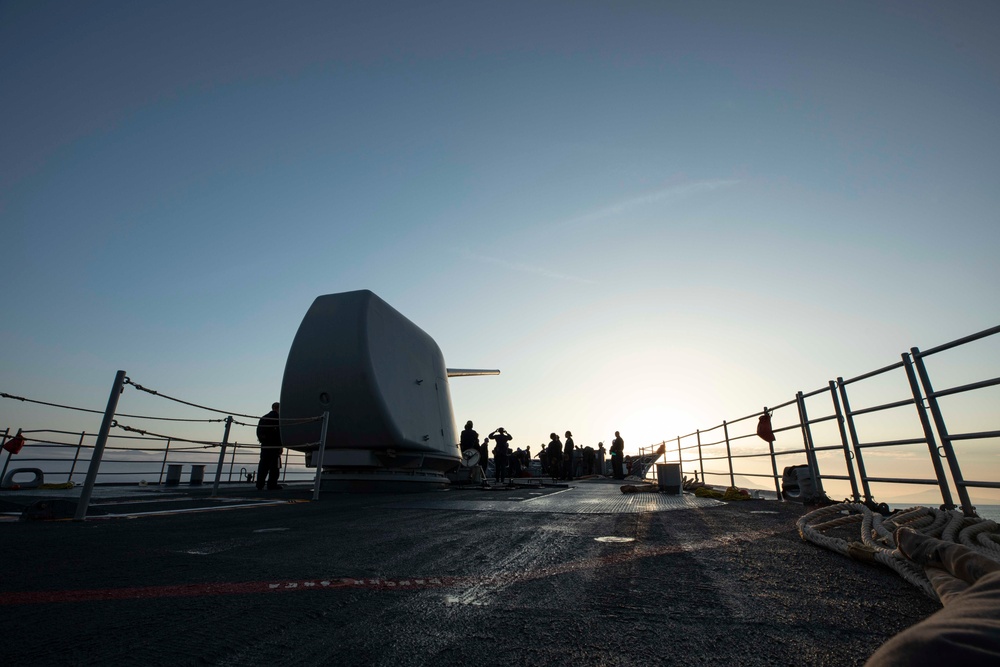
[279,290,497,489]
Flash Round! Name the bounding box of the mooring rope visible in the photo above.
[798,502,1000,602]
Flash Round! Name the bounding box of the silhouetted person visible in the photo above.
[480,437,491,478]
[598,442,606,475]
[489,427,513,483]
[563,430,575,481]
[583,446,595,475]
[460,420,481,476]
[537,444,549,475]
[460,421,479,455]
[509,450,523,477]
[546,433,562,480]
[611,431,625,480]
[256,402,283,490]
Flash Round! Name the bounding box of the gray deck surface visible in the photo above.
[0,479,938,666]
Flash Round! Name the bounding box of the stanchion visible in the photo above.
[211,416,233,497]
[0,427,12,483]
[67,431,86,483]
[312,412,330,501]
[74,370,127,521]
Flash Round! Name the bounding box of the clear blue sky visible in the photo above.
[2,1,998,493]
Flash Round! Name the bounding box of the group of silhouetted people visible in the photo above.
[259,409,630,489]
[460,421,517,483]
[461,421,626,483]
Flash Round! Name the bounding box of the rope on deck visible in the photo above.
[797,502,1000,601]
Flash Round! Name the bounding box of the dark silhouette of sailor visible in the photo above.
[256,402,283,490]
[563,430,575,481]
[611,431,625,479]
[460,421,479,454]
[546,433,562,480]
[489,427,513,483]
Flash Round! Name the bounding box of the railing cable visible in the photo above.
[1,391,226,422]
[123,378,262,419]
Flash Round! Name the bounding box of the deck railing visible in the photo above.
[4,325,998,516]
[645,324,1000,516]
[0,428,316,488]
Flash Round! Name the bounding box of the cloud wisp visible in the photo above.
[452,180,737,286]
[556,179,740,229]
[458,249,597,285]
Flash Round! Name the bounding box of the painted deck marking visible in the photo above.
[0,526,788,605]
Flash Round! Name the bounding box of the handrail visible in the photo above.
[648,325,999,517]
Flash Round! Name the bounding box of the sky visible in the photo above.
[2,1,998,500]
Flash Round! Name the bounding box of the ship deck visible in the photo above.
[0,479,938,666]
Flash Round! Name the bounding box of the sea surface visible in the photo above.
[974,504,1000,522]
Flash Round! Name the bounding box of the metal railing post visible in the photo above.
[768,438,781,501]
[211,416,233,497]
[828,383,860,501]
[763,408,781,502]
[228,441,237,482]
[836,378,873,501]
[695,430,704,483]
[74,370,127,521]
[911,347,974,515]
[67,431,86,483]
[158,438,172,485]
[0,427,11,483]
[796,391,825,494]
[722,421,735,488]
[312,412,330,501]
[902,353,955,510]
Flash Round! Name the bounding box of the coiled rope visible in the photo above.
[797,502,1000,602]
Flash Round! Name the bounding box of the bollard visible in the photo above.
[165,464,182,486]
[190,464,206,485]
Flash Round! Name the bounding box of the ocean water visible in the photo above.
[887,503,1000,522]
[975,505,1000,522]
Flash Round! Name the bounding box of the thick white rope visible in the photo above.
[797,503,1000,602]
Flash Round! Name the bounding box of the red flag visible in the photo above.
[756,414,775,443]
[3,433,25,455]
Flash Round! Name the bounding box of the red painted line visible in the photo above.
[0,526,787,605]
[0,576,465,606]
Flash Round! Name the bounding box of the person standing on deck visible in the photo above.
[537,443,549,476]
[611,431,625,480]
[546,433,563,480]
[583,445,595,476]
[489,427,513,484]
[480,437,491,480]
[563,431,576,481]
[460,420,479,461]
[256,402,283,490]
[598,442,606,476]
